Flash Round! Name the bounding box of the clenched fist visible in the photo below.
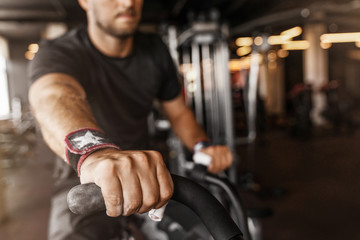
[79,148,173,217]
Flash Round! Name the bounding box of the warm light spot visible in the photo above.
[235,37,253,47]
[254,36,263,46]
[277,49,289,58]
[25,51,35,60]
[282,40,310,50]
[320,42,332,49]
[28,43,39,53]
[267,35,289,45]
[236,46,252,56]
[187,82,197,93]
[281,26,302,39]
[268,51,277,62]
[320,32,360,43]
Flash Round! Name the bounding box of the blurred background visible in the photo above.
[1,0,360,239]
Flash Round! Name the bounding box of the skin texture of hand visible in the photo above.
[200,146,233,174]
[79,148,173,217]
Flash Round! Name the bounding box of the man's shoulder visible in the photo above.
[39,25,87,52]
[29,26,89,83]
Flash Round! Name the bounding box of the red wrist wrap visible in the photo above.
[64,128,120,176]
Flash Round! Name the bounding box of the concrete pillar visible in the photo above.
[303,22,328,125]
[264,56,285,115]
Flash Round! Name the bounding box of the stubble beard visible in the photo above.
[96,19,138,39]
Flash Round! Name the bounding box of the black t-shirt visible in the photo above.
[29,25,181,150]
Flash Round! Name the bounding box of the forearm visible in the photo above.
[168,108,209,151]
[162,95,233,173]
[29,73,99,158]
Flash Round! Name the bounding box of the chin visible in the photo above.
[114,26,138,38]
[96,20,139,39]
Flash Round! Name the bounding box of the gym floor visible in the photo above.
[0,126,359,240]
[237,128,360,240]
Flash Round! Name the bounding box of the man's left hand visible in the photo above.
[200,146,233,174]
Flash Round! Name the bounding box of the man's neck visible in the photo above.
[88,26,133,58]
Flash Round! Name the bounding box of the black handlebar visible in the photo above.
[67,174,244,240]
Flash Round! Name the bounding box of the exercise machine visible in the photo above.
[67,174,244,240]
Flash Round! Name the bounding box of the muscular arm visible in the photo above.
[161,94,233,173]
[29,73,98,157]
[29,73,173,217]
[161,95,208,151]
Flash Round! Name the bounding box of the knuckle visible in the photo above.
[150,151,163,161]
[133,152,147,161]
[132,152,152,168]
[104,194,121,206]
[98,159,116,172]
[120,157,133,170]
[143,195,159,207]
[124,200,142,215]
[152,150,162,158]
[161,188,173,201]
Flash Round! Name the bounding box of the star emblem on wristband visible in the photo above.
[73,131,103,149]
[64,128,120,176]
[65,128,117,154]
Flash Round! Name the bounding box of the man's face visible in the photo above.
[86,0,143,38]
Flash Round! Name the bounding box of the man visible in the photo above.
[28,0,233,239]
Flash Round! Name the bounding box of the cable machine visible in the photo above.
[164,11,238,183]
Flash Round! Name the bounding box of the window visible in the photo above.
[0,37,9,120]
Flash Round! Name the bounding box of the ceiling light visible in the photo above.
[229,55,263,71]
[28,43,39,53]
[320,32,360,43]
[277,49,289,58]
[254,36,263,46]
[280,26,302,39]
[235,37,253,47]
[267,35,289,45]
[282,40,310,50]
[320,42,332,49]
[25,51,35,60]
[267,51,277,62]
[236,46,252,56]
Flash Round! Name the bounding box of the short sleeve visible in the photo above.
[154,37,182,101]
[28,41,83,84]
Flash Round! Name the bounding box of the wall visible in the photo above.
[7,39,38,108]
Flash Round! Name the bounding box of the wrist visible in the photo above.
[193,140,212,153]
[64,128,120,176]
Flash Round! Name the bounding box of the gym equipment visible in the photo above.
[289,83,313,138]
[162,12,273,240]
[320,80,359,134]
[186,163,252,240]
[164,10,238,184]
[67,174,244,240]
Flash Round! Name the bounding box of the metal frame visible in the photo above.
[167,18,238,183]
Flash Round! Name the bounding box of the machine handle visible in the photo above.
[187,165,252,240]
[67,174,244,240]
